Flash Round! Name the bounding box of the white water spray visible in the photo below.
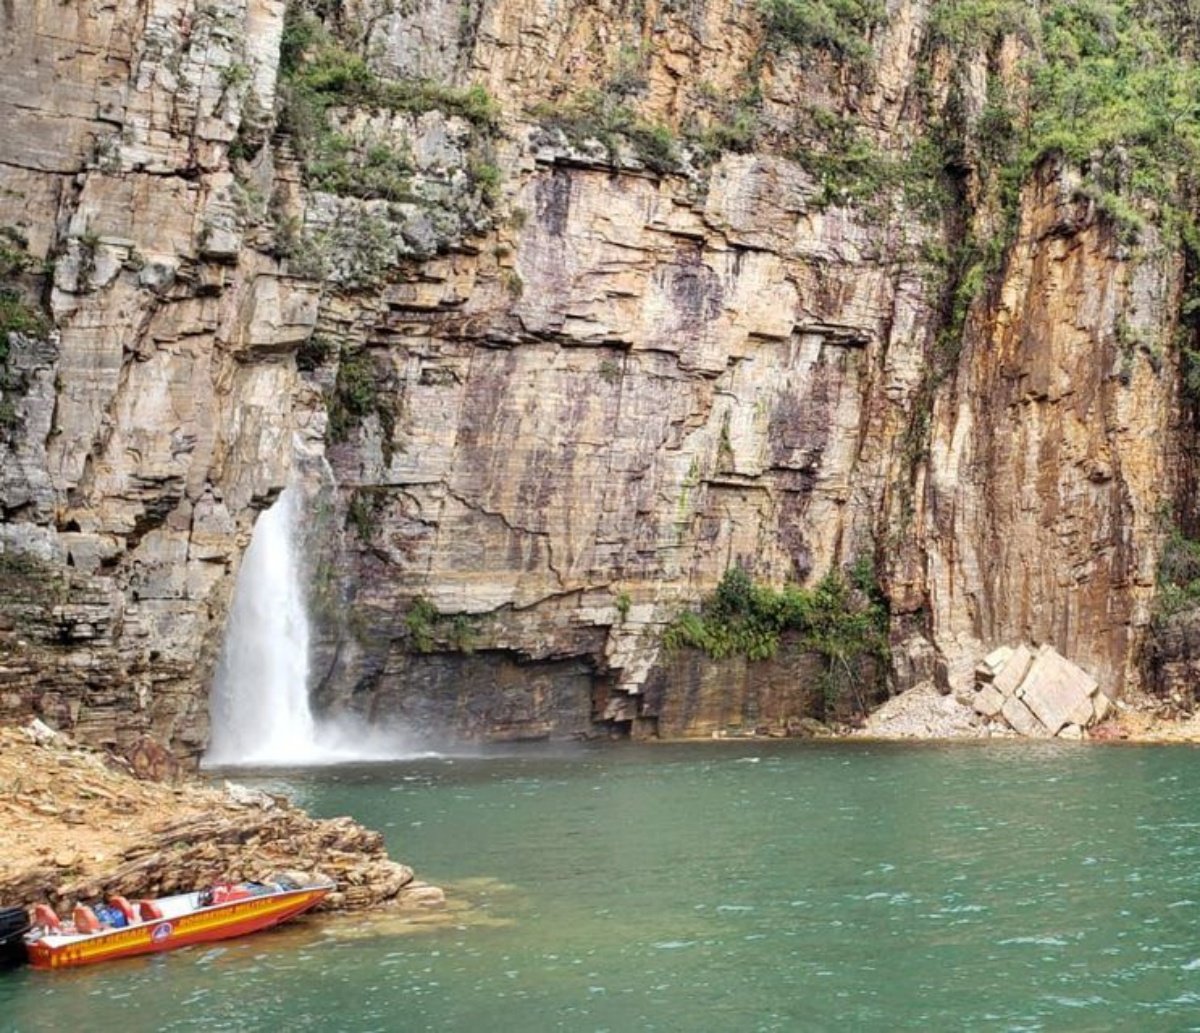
[204,487,433,768]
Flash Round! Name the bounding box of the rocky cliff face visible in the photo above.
[0,0,1194,759]
[926,163,1177,696]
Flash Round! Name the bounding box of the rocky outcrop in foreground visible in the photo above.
[0,721,442,915]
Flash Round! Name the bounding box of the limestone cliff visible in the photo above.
[1,0,1196,758]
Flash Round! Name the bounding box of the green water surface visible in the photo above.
[3,740,1200,1031]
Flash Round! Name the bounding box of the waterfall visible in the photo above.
[205,488,316,766]
[204,485,431,767]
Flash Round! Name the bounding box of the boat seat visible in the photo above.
[138,900,164,921]
[109,896,136,923]
[73,904,102,934]
[210,884,253,905]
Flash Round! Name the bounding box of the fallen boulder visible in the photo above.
[971,644,1108,739]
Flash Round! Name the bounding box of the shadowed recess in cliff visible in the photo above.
[204,487,429,767]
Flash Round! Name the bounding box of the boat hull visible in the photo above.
[27,886,330,970]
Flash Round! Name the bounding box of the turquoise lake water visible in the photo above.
[3,740,1200,1031]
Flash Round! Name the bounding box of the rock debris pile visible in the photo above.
[854,681,985,739]
[971,645,1111,739]
[858,645,1118,741]
[0,721,443,915]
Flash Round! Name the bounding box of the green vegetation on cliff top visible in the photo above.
[772,0,1200,237]
[530,0,1200,244]
[760,0,887,63]
[1022,1,1200,230]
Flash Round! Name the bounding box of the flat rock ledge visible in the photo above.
[0,721,443,916]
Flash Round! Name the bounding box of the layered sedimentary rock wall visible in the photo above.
[0,0,1193,758]
[0,0,305,757]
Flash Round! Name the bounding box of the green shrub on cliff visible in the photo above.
[405,596,439,653]
[1181,345,1200,404]
[530,92,681,174]
[0,228,51,433]
[0,291,47,358]
[327,348,378,441]
[404,596,481,653]
[275,1,500,205]
[305,135,416,202]
[281,4,499,130]
[664,565,890,717]
[928,0,1035,49]
[759,0,886,62]
[0,227,36,282]
[0,288,44,429]
[0,229,48,359]
[346,486,386,542]
[1155,529,1200,621]
[327,347,397,463]
[663,565,889,675]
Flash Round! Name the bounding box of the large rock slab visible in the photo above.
[993,644,1035,698]
[1018,645,1100,735]
[976,646,1013,683]
[972,682,1006,718]
[1001,695,1049,738]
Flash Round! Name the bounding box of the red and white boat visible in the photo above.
[24,878,333,970]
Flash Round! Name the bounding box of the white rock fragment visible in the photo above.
[22,718,62,747]
[223,780,276,809]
